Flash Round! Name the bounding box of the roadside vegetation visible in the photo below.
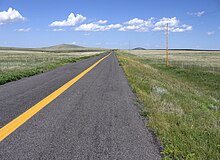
[0,49,104,85]
[116,51,220,160]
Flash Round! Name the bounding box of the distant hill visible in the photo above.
[42,44,85,50]
[132,47,146,50]
[0,44,105,53]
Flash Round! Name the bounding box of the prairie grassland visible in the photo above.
[0,49,103,85]
[0,50,102,71]
[117,51,220,160]
[125,50,220,71]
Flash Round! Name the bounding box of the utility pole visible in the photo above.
[166,23,169,66]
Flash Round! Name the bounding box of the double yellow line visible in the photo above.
[0,52,112,142]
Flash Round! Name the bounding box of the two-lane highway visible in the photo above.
[0,52,161,159]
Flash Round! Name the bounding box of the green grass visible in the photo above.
[0,52,104,85]
[116,51,220,160]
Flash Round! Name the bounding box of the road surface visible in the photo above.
[0,52,161,159]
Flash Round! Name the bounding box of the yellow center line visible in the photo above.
[0,52,112,142]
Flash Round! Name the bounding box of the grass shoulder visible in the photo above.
[0,53,104,85]
[116,51,220,160]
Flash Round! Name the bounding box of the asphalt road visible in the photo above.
[0,52,161,159]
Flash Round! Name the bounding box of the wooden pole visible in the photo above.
[166,23,169,66]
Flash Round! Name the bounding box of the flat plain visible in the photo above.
[1,47,220,159]
[117,50,220,159]
[0,48,103,71]
[125,50,220,70]
[0,47,104,85]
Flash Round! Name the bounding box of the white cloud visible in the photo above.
[106,24,122,29]
[187,11,205,17]
[75,23,122,32]
[207,31,214,36]
[171,28,184,32]
[96,20,108,24]
[76,17,191,33]
[0,8,25,24]
[72,42,77,45]
[119,17,190,33]
[155,17,179,27]
[75,23,106,31]
[125,18,145,25]
[135,27,149,32]
[153,17,192,32]
[71,15,191,33]
[119,17,154,32]
[145,17,154,26]
[196,11,205,17]
[49,13,86,27]
[53,28,65,32]
[175,26,191,32]
[169,25,192,33]
[119,25,140,31]
[16,28,31,32]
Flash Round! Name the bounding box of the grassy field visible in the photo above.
[125,50,220,71]
[0,48,104,85]
[117,50,220,159]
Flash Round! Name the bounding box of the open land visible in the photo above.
[117,50,220,159]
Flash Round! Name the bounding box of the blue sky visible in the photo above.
[0,0,220,49]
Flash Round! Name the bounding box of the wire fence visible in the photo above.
[127,50,220,73]
[168,60,220,72]
[145,58,220,72]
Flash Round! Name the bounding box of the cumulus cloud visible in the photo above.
[207,31,214,36]
[118,17,191,33]
[154,17,179,27]
[51,13,192,33]
[106,24,122,29]
[75,17,191,33]
[16,28,31,32]
[53,28,65,32]
[96,20,108,24]
[125,18,145,25]
[153,17,192,32]
[49,13,86,27]
[119,17,154,32]
[75,23,106,31]
[75,23,122,32]
[119,25,140,31]
[0,8,25,24]
[187,11,205,17]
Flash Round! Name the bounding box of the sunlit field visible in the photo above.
[0,48,104,85]
[117,50,220,159]
[124,50,220,72]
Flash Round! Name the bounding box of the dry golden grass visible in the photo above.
[0,50,103,71]
[0,48,104,85]
[124,50,220,68]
